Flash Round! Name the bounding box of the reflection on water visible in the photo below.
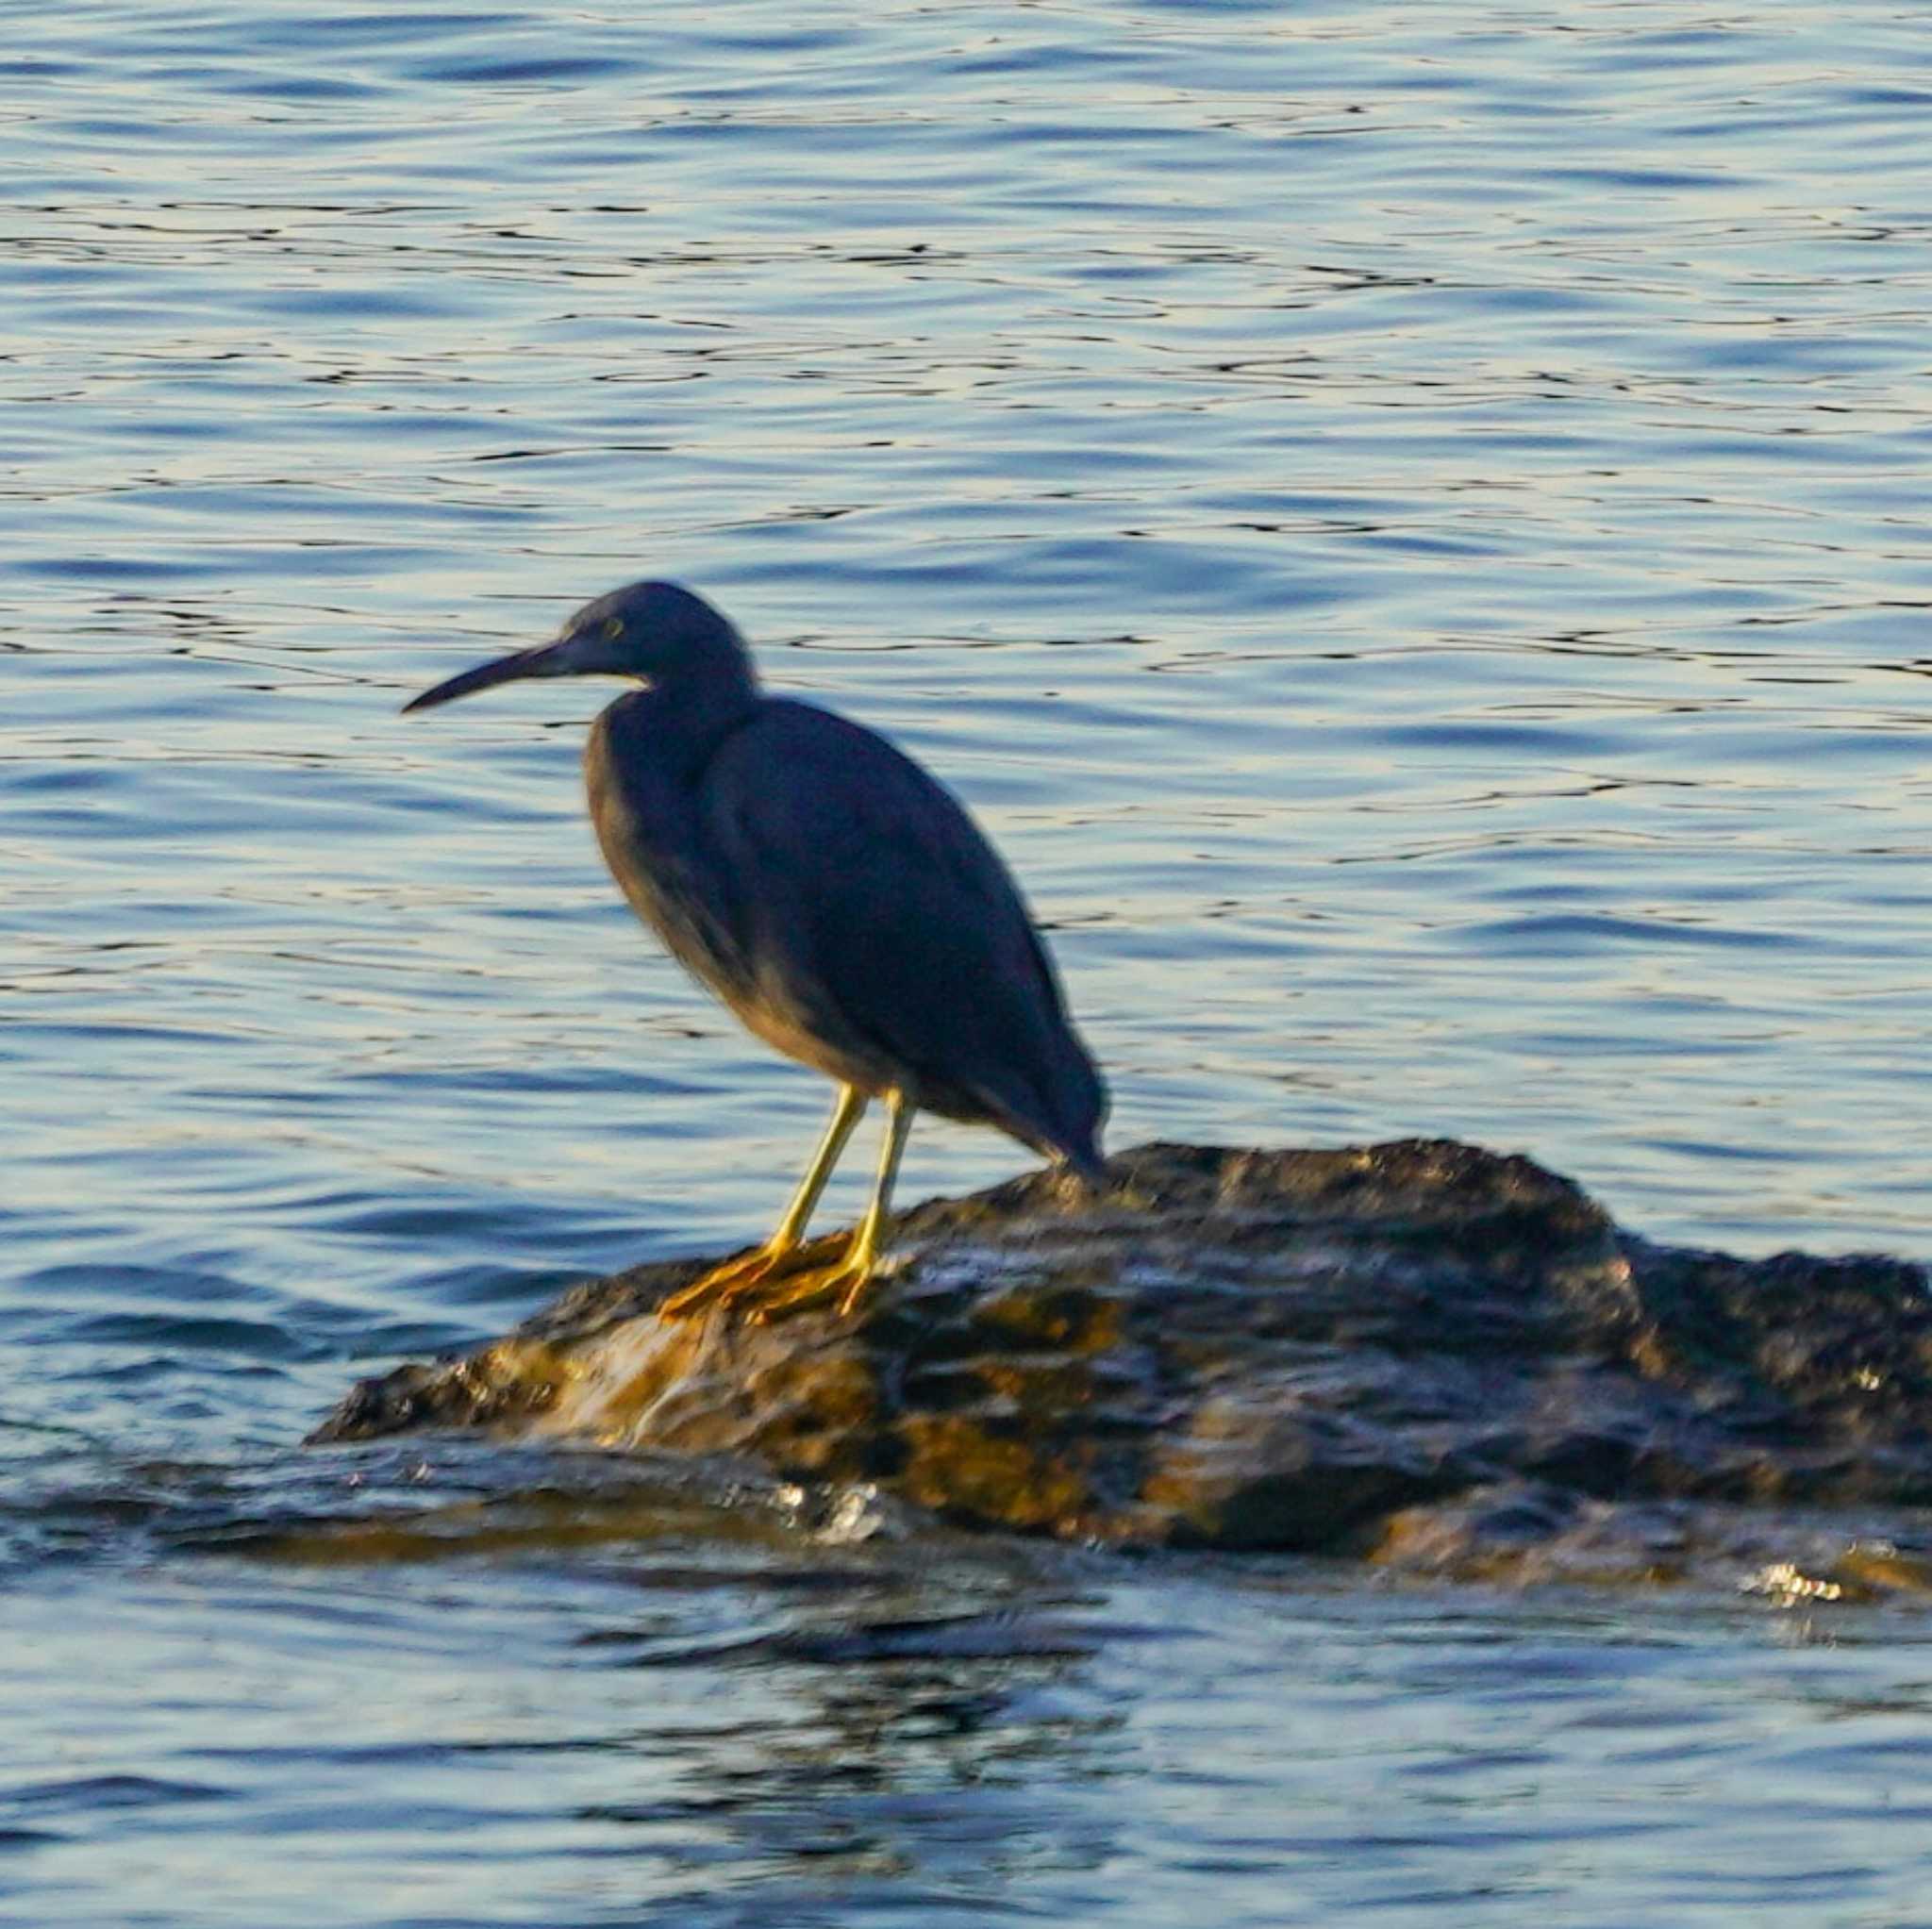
[11,1511,1932,1927]
[6,1,1932,1922]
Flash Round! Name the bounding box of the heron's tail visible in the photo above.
[973,1025,1108,1189]
[1041,1049,1108,1189]
[1058,1136,1108,1189]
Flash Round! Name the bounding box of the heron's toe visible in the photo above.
[658,1247,781,1320]
[743,1254,883,1325]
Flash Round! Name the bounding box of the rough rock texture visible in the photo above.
[312,1139,1932,1575]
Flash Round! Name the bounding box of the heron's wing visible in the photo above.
[699,700,1101,1157]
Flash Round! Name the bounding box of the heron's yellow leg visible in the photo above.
[748,1092,915,1323]
[657,1085,869,1320]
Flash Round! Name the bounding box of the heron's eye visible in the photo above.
[604,617,624,640]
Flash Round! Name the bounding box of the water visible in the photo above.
[6,3,1932,1921]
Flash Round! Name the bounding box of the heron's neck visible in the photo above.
[608,670,761,775]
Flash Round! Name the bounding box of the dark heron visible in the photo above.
[403,581,1107,1322]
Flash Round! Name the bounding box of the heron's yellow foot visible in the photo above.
[742,1246,882,1325]
[657,1241,810,1321]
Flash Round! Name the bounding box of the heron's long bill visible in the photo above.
[402,640,568,714]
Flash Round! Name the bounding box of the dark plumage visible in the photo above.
[404,580,1106,1320]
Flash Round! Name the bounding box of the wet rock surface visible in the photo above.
[312,1139,1932,1580]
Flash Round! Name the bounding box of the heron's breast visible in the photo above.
[583,713,751,1000]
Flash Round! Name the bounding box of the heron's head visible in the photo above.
[403,580,755,714]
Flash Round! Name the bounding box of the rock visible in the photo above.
[310,1139,1932,1572]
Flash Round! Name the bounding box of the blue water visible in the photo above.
[7,4,1932,1922]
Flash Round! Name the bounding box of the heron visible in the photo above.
[403,581,1107,1322]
